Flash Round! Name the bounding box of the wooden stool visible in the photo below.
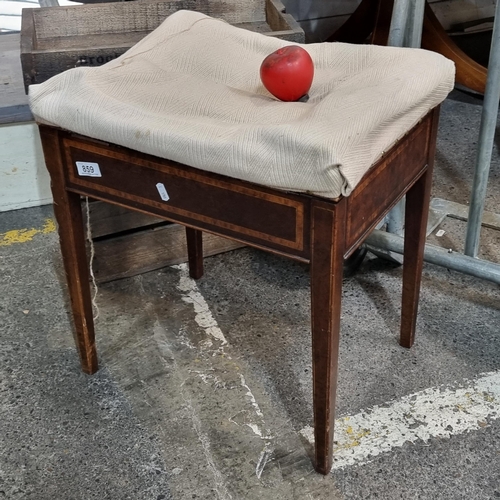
[39,106,439,474]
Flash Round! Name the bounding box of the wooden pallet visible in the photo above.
[86,201,244,283]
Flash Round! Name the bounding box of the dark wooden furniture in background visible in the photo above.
[38,105,439,474]
[327,0,488,95]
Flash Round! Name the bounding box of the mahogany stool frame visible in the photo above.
[38,106,439,475]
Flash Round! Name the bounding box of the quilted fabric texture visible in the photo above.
[29,10,455,199]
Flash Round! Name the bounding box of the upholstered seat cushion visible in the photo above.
[29,10,454,199]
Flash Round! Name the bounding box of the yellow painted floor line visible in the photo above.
[0,218,56,247]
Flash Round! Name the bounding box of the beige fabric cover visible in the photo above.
[29,10,455,199]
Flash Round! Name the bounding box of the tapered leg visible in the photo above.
[186,227,204,279]
[39,126,98,374]
[310,200,347,475]
[400,165,434,348]
[399,108,439,348]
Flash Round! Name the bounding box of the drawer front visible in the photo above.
[63,138,308,255]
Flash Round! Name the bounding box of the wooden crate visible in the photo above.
[20,0,304,89]
[85,200,245,283]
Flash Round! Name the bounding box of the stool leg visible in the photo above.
[310,200,347,475]
[185,227,204,279]
[39,126,98,375]
[400,165,433,348]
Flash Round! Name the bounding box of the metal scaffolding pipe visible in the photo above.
[386,0,412,236]
[464,0,500,257]
[406,0,425,48]
[366,230,500,285]
[388,0,410,47]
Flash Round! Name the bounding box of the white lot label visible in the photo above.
[76,161,102,177]
[156,182,170,201]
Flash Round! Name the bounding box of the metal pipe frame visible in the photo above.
[368,0,500,285]
[405,0,425,48]
[464,0,500,257]
[366,229,500,285]
[386,0,425,236]
[387,0,410,47]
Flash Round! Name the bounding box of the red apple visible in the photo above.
[260,46,314,102]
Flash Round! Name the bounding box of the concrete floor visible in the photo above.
[1,90,500,499]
